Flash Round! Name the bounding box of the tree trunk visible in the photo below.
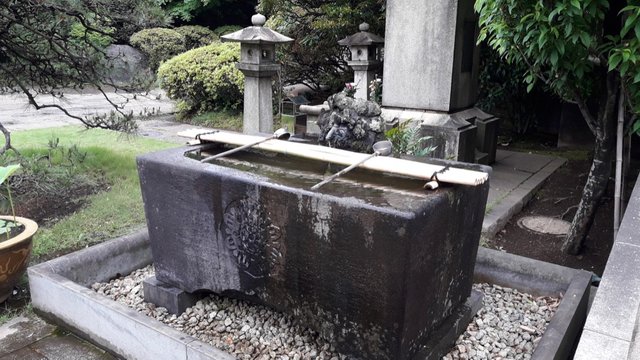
[562,96,618,255]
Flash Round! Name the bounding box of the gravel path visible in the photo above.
[92,266,560,360]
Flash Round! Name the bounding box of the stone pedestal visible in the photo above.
[470,111,500,164]
[382,0,479,112]
[381,107,499,164]
[143,276,201,315]
[350,62,381,100]
[237,64,279,134]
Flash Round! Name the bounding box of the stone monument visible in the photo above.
[381,0,499,164]
[222,14,293,134]
[338,23,384,101]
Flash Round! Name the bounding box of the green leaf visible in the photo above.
[580,32,591,47]
[634,72,640,83]
[571,0,581,10]
[550,50,559,66]
[632,119,640,135]
[527,82,535,92]
[0,165,20,185]
[609,53,622,71]
[621,14,638,37]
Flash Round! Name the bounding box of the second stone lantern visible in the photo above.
[222,14,293,134]
[338,22,384,100]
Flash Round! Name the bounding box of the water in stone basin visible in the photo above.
[186,146,438,212]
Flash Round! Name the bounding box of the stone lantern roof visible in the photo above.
[221,14,293,44]
[338,23,384,46]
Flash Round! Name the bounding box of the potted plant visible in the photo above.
[0,164,38,303]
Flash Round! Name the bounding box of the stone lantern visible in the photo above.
[338,23,384,100]
[221,14,293,134]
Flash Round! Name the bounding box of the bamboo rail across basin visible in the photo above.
[178,129,489,186]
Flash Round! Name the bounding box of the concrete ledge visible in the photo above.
[29,233,590,360]
[575,175,640,359]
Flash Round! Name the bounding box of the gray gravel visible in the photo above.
[92,266,560,360]
[444,284,560,360]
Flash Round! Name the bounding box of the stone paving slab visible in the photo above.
[497,150,556,174]
[0,316,55,357]
[574,329,629,360]
[0,315,115,360]
[482,151,566,238]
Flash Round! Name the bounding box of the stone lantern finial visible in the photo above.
[252,13,266,27]
[359,22,370,32]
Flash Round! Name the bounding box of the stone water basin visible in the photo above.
[136,144,490,360]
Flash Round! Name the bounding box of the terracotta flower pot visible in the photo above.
[0,216,38,303]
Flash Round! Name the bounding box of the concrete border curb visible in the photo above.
[28,231,233,360]
[29,233,590,360]
[475,247,592,360]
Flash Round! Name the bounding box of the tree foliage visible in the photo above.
[258,0,386,93]
[475,0,640,254]
[158,0,255,27]
[0,0,150,154]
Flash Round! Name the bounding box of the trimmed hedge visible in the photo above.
[158,42,244,116]
[130,28,186,70]
[175,25,218,50]
[213,25,242,37]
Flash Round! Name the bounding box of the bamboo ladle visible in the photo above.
[311,140,393,190]
[200,128,290,162]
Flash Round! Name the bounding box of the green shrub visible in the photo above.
[213,25,242,37]
[175,25,218,49]
[129,28,186,70]
[158,42,244,116]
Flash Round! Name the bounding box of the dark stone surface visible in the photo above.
[415,290,483,359]
[472,116,500,165]
[317,92,385,153]
[137,145,490,360]
[143,276,201,315]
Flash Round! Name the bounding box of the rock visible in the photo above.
[103,45,153,90]
[316,92,386,153]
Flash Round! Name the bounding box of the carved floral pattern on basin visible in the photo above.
[221,197,283,279]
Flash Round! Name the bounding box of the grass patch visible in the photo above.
[0,302,32,325]
[177,110,294,134]
[8,126,174,262]
[181,110,242,131]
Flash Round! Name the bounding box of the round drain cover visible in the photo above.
[517,216,571,235]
